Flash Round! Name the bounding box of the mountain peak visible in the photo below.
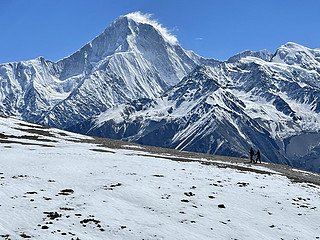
[282,42,307,49]
[123,11,178,45]
[271,42,320,70]
[227,49,273,63]
[69,12,179,64]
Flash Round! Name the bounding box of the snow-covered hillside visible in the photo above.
[0,116,319,239]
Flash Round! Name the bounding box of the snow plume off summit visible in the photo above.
[1,13,320,173]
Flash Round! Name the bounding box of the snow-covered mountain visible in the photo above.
[1,13,320,173]
[0,12,203,128]
[0,115,319,239]
[74,43,320,173]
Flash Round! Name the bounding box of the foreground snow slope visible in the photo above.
[0,115,319,240]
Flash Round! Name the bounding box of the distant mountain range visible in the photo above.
[1,12,320,172]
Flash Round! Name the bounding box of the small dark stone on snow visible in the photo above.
[110,183,122,188]
[20,232,31,238]
[60,207,74,211]
[12,175,28,179]
[80,218,100,224]
[59,189,74,195]
[237,182,249,187]
[104,183,122,190]
[25,191,37,195]
[44,211,61,220]
[184,192,195,197]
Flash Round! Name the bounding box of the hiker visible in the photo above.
[249,147,254,163]
[255,150,261,163]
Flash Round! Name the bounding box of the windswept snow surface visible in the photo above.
[0,116,319,239]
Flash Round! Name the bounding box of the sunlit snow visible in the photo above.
[0,116,319,239]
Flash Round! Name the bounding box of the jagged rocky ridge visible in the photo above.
[1,13,320,172]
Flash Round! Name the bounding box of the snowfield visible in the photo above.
[0,116,319,240]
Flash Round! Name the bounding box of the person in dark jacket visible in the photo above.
[255,150,261,163]
[249,147,254,163]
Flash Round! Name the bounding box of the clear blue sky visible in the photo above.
[1,0,319,63]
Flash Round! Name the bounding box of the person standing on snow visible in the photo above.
[249,147,254,163]
[255,150,261,163]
